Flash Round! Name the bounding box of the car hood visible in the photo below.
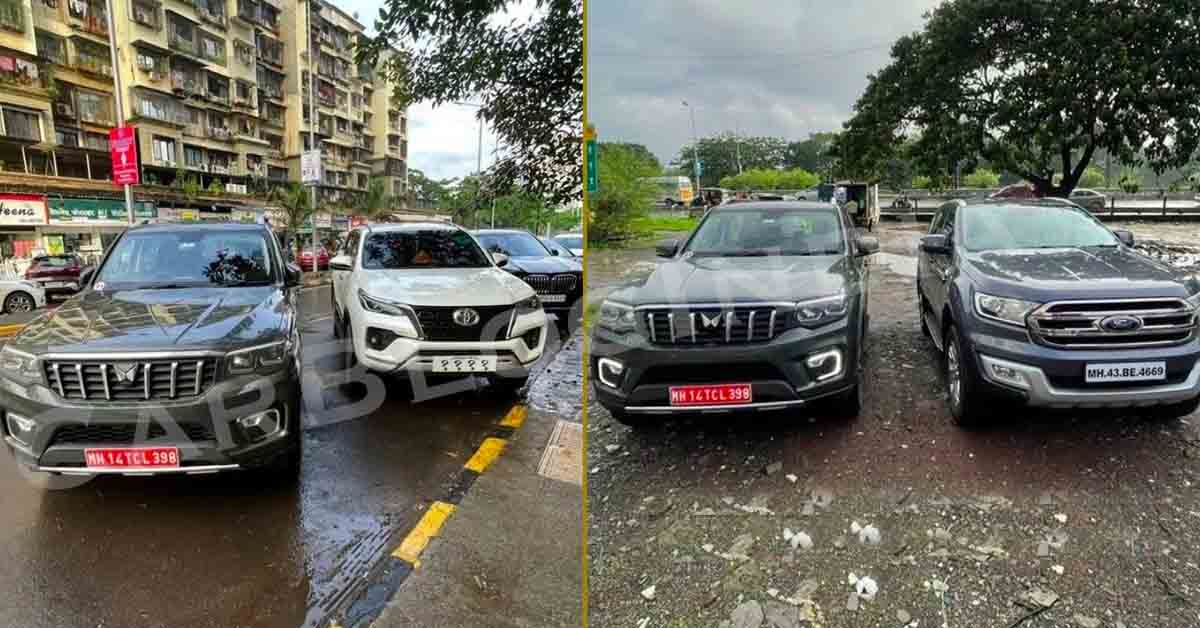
[609,254,851,305]
[504,256,582,274]
[962,246,1192,299]
[12,286,289,354]
[358,267,534,307]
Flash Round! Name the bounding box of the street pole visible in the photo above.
[307,0,318,272]
[683,101,700,197]
[103,0,134,224]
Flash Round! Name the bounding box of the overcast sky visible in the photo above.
[337,0,538,182]
[588,0,940,165]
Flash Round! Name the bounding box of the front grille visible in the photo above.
[44,359,218,401]
[413,305,516,342]
[644,306,780,345]
[1028,298,1197,349]
[523,273,579,295]
[49,422,216,447]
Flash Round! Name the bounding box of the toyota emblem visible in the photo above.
[453,308,481,327]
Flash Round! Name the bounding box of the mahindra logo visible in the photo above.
[700,313,723,329]
[112,363,139,384]
[452,308,480,327]
[1099,315,1142,332]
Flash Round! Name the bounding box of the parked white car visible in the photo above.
[329,223,548,391]
[0,279,46,314]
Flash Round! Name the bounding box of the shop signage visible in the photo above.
[110,126,140,186]
[0,193,47,226]
[48,198,156,224]
[301,150,322,185]
[312,212,332,229]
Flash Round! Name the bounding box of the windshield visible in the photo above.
[541,238,572,256]
[96,230,275,289]
[555,235,583,249]
[475,232,552,257]
[683,208,845,256]
[362,230,491,269]
[960,205,1118,251]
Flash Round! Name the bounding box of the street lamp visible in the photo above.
[682,101,700,197]
[452,101,488,225]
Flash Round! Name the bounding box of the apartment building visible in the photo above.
[0,0,407,207]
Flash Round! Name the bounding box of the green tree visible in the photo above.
[272,183,314,263]
[1078,166,1107,189]
[408,168,452,207]
[589,143,658,243]
[912,175,932,190]
[675,133,787,188]
[783,132,838,176]
[358,177,394,220]
[840,0,1200,197]
[963,168,1000,189]
[721,168,818,191]
[881,157,913,193]
[1119,169,1142,194]
[359,0,581,204]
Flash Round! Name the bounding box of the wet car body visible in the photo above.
[474,229,583,333]
[590,202,878,424]
[0,223,303,480]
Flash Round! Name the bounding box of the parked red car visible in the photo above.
[298,247,331,270]
[24,254,84,295]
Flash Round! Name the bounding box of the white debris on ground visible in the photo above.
[640,584,656,601]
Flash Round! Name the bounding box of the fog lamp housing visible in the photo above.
[366,327,400,351]
[804,348,844,383]
[237,409,282,443]
[986,361,1030,389]
[597,358,625,389]
[5,412,34,447]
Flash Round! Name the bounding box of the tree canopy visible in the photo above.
[589,143,659,243]
[839,0,1200,196]
[674,133,788,188]
[719,168,819,191]
[359,0,582,204]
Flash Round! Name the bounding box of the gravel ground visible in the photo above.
[586,222,1200,628]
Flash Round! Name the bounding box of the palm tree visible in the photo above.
[357,177,393,221]
[272,183,314,265]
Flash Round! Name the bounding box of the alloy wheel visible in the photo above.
[946,340,961,408]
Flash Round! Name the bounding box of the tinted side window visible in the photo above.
[942,206,957,239]
[928,205,947,233]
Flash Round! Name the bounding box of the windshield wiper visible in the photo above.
[215,278,273,287]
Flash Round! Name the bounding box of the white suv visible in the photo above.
[330,223,548,389]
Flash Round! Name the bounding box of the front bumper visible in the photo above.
[355,307,548,376]
[590,319,858,415]
[969,328,1200,408]
[0,368,299,475]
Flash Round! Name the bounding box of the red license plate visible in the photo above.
[84,447,180,469]
[668,383,753,407]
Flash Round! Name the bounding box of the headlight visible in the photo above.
[974,292,1040,327]
[357,289,421,339]
[1187,289,1200,312]
[794,294,848,328]
[227,340,289,376]
[597,300,637,333]
[516,294,542,315]
[0,345,40,384]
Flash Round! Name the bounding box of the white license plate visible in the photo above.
[431,356,498,373]
[540,294,567,303]
[1084,361,1166,383]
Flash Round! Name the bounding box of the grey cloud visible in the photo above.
[588,0,940,163]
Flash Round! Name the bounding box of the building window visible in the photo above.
[0,0,24,33]
[76,90,113,125]
[81,131,106,151]
[183,145,203,168]
[198,32,226,65]
[74,40,112,78]
[233,40,253,66]
[56,127,79,148]
[36,31,66,65]
[1,107,41,141]
[130,0,161,30]
[153,136,175,164]
[136,92,183,123]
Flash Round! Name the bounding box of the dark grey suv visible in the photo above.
[0,223,304,482]
[590,202,878,425]
[917,199,1200,426]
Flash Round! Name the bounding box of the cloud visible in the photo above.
[587,0,939,163]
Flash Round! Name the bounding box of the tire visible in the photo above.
[917,286,931,338]
[4,291,34,314]
[261,399,303,484]
[342,323,358,371]
[944,324,989,428]
[331,292,342,339]
[1143,397,1200,421]
[828,363,865,420]
[554,314,571,338]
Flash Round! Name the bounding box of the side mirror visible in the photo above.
[855,235,879,256]
[329,254,353,271]
[492,252,509,267]
[655,238,680,258]
[549,248,560,256]
[1113,229,1134,247]
[920,234,952,255]
[285,263,302,287]
[79,266,94,287]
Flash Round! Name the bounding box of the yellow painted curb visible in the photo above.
[0,324,24,337]
[499,404,528,429]
[393,501,456,564]
[464,437,507,474]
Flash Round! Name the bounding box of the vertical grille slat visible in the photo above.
[644,306,782,346]
[42,358,216,401]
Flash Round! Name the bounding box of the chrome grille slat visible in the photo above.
[668,312,676,342]
[647,313,657,342]
[42,359,216,402]
[523,273,578,295]
[644,305,782,346]
[1028,298,1197,349]
[747,311,756,342]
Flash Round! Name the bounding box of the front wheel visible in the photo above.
[944,324,989,428]
[827,365,865,420]
[4,291,34,314]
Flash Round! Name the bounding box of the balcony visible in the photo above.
[169,30,199,57]
[75,56,113,79]
[183,124,206,138]
[0,0,23,33]
[171,72,202,97]
[209,127,232,142]
[196,7,226,30]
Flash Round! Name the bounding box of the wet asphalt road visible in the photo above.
[0,285,567,628]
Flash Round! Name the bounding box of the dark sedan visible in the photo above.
[473,228,583,335]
